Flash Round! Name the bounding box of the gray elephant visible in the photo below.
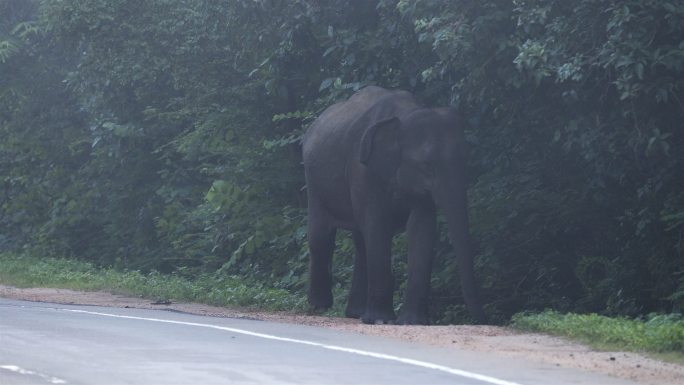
[302,86,485,325]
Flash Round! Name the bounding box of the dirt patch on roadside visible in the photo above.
[1,285,682,385]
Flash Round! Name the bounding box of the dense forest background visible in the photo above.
[1,0,683,323]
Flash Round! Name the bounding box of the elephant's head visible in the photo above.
[360,108,468,204]
[360,108,486,322]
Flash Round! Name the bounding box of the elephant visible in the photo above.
[302,86,486,325]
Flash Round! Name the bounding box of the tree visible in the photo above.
[1,0,682,322]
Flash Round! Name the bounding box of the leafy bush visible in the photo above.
[512,310,684,353]
[1,0,682,323]
[0,253,306,311]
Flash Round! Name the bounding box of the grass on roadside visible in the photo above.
[512,310,684,361]
[3,253,684,361]
[0,253,307,312]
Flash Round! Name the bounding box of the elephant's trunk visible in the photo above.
[437,179,487,324]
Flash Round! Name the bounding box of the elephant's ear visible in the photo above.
[360,117,401,177]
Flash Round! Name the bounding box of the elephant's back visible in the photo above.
[302,86,419,226]
[301,101,349,164]
[303,86,416,155]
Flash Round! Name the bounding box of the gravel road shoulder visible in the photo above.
[1,285,682,385]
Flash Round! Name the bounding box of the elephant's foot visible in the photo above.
[344,301,366,319]
[308,305,329,315]
[307,289,333,313]
[361,308,396,325]
[344,308,363,319]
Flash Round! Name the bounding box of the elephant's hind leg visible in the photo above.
[345,230,367,318]
[307,204,336,311]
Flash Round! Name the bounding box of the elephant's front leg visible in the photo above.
[361,224,396,324]
[397,202,437,325]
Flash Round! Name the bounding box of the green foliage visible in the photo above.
[1,0,683,324]
[512,310,684,354]
[0,253,306,311]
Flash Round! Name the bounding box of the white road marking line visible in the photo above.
[0,365,68,384]
[60,308,523,385]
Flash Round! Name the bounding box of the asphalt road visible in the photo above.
[0,298,639,385]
